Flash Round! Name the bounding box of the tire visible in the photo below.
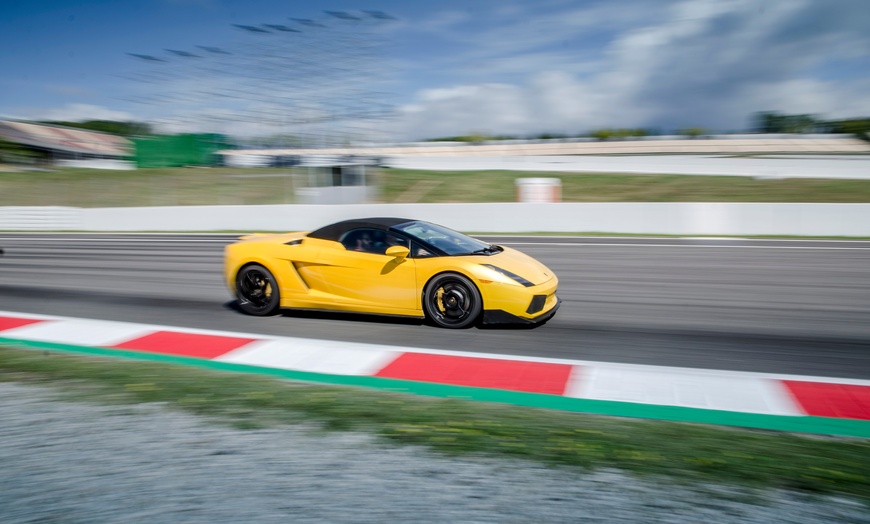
[236,264,281,316]
[423,273,482,329]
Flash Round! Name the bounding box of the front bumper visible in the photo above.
[482,297,561,325]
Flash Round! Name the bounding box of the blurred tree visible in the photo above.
[535,132,570,140]
[590,129,613,141]
[590,128,649,140]
[829,118,870,140]
[424,132,516,143]
[754,112,870,140]
[0,137,42,164]
[680,128,707,138]
[752,112,819,133]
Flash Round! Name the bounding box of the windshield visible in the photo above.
[393,221,492,256]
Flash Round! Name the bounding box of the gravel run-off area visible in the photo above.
[1,382,868,524]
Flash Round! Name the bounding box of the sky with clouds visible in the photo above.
[2,0,868,141]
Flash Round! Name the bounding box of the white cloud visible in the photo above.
[742,78,870,120]
[398,83,531,138]
[393,0,870,139]
[394,71,649,140]
[7,0,867,142]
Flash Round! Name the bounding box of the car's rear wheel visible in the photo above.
[236,264,280,316]
[423,273,481,329]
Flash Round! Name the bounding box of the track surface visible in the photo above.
[1,233,869,379]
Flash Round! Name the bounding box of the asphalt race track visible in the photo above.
[1,233,869,380]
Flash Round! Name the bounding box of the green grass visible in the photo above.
[2,345,869,503]
[382,169,870,203]
[2,166,870,207]
[0,167,302,207]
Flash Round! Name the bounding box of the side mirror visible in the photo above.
[385,245,410,260]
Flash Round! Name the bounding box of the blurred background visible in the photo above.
[1,0,869,210]
[2,4,870,519]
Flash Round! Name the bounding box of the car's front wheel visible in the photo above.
[423,273,481,328]
[236,264,280,316]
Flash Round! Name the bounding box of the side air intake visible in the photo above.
[526,295,546,314]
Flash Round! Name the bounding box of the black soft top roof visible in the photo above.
[308,217,415,241]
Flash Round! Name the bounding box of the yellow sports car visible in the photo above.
[224,218,559,328]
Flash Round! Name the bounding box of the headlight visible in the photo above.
[481,264,534,287]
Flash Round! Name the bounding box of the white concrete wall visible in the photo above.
[3,203,868,236]
[0,207,83,230]
[294,186,378,205]
[384,155,870,180]
[56,159,136,170]
[219,136,870,159]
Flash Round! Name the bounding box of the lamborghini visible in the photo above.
[224,218,559,328]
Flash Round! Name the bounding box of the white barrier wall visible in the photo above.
[3,203,869,236]
[56,159,136,170]
[0,207,83,230]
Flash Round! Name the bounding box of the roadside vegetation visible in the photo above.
[2,166,870,207]
[381,169,870,203]
[0,167,301,207]
[1,345,868,503]
[422,112,870,141]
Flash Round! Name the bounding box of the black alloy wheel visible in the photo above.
[236,264,281,316]
[423,273,482,328]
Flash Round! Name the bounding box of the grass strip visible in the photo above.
[381,169,870,203]
[3,167,870,206]
[2,343,870,503]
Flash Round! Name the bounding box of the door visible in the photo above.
[316,229,417,311]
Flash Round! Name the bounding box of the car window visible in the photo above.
[341,228,409,255]
[393,221,490,256]
[341,228,377,253]
[384,232,409,251]
[411,241,433,258]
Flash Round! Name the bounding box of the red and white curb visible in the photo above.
[2,310,870,422]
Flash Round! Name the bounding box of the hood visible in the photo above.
[482,246,555,286]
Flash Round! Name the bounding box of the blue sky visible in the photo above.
[2,0,869,141]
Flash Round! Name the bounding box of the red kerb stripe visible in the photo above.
[783,380,870,421]
[374,353,573,395]
[0,316,45,332]
[110,331,256,359]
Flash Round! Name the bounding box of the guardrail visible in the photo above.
[3,203,870,236]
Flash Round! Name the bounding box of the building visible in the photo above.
[0,119,134,169]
